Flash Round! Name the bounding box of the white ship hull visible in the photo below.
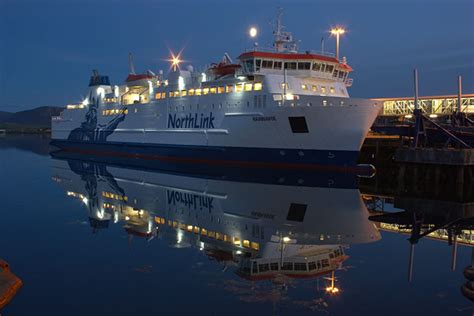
[51,94,381,170]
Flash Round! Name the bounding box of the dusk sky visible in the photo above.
[1,0,473,111]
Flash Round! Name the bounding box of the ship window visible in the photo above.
[262,60,273,69]
[330,87,335,94]
[161,92,166,99]
[188,89,195,96]
[301,84,308,90]
[251,242,259,250]
[208,231,216,238]
[155,93,162,99]
[194,226,200,234]
[168,91,174,98]
[181,90,187,97]
[326,65,334,73]
[216,232,223,240]
[320,64,326,72]
[281,262,293,271]
[243,240,250,248]
[252,262,258,273]
[308,262,317,271]
[210,87,217,94]
[294,263,307,271]
[195,89,202,96]
[253,82,262,91]
[273,61,282,69]
[311,85,318,92]
[339,71,345,79]
[321,86,327,94]
[333,70,339,78]
[281,83,289,89]
[255,59,262,71]
[258,264,270,272]
[312,62,321,71]
[297,62,311,70]
[201,228,207,236]
[244,60,255,72]
[203,88,209,95]
[174,91,180,97]
[217,86,225,93]
[270,262,279,271]
[284,62,297,70]
[226,85,234,93]
[244,83,253,91]
[235,83,244,93]
[322,259,330,268]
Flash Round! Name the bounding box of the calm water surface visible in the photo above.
[0,135,473,315]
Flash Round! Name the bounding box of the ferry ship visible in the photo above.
[51,156,380,282]
[51,11,382,170]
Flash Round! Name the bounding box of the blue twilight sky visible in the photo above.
[0,0,473,111]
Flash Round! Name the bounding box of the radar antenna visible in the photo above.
[272,8,298,53]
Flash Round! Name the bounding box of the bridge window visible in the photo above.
[298,62,311,70]
[325,65,334,73]
[274,61,282,69]
[258,263,270,272]
[270,262,279,271]
[281,262,293,271]
[339,71,345,79]
[284,62,297,70]
[262,60,273,68]
[333,70,339,78]
[308,262,317,271]
[312,62,321,71]
[294,263,307,271]
[244,60,255,72]
[255,59,262,71]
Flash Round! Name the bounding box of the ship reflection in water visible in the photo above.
[50,156,380,308]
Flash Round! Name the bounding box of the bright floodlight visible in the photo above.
[330,27,345,35]
[169,51,182,71]
[249,27,258,38]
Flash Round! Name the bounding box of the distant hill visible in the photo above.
[0,106,64,131]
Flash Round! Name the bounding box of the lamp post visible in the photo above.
[330,27,345,61]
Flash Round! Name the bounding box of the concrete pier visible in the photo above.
[395,148,474,166]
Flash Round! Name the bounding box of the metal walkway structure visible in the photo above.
[375,94,474,116]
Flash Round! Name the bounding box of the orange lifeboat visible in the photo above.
[209,53,241,78]
[0,259,22,309]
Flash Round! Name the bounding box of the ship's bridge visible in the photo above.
[238,51,353,85]
[238,50,353,98]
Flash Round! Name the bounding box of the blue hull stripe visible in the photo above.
[50,140,360,169]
